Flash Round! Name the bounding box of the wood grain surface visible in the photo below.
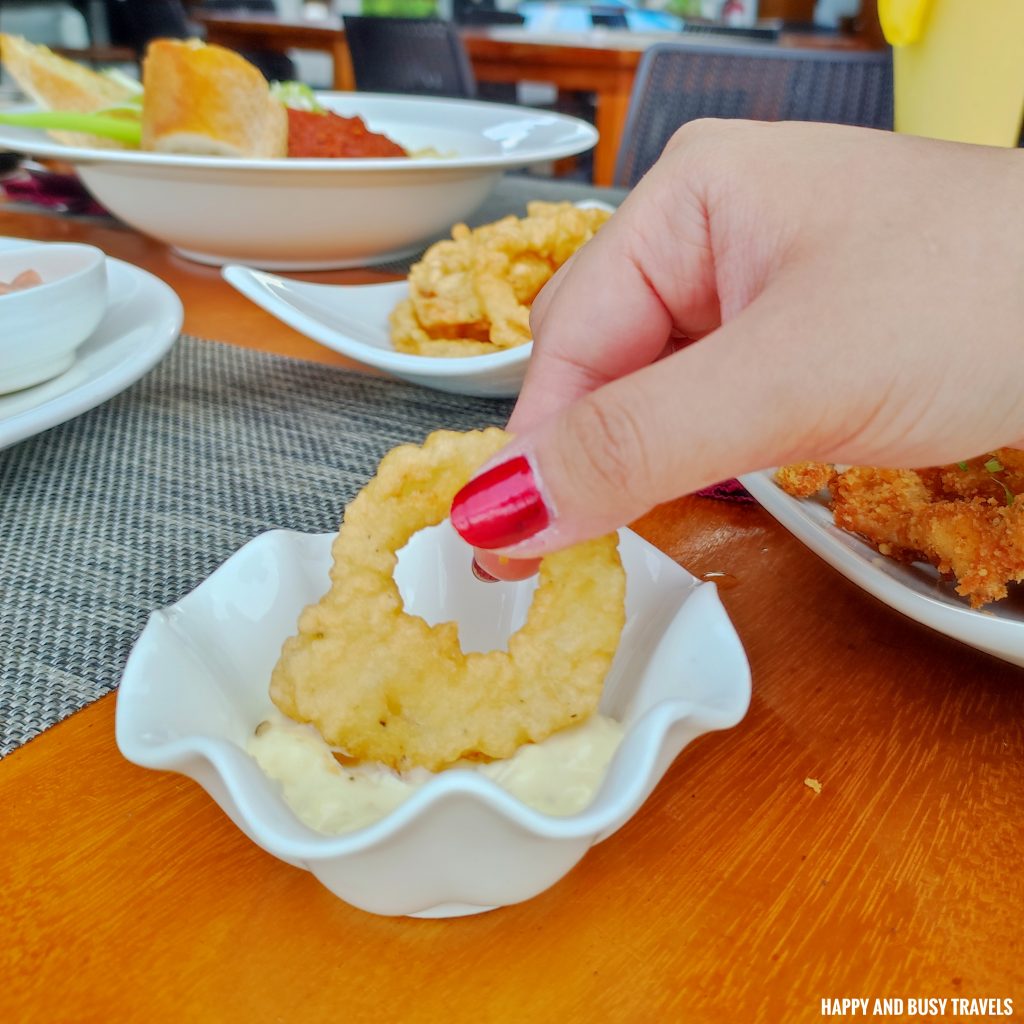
[0,206,1021,1024]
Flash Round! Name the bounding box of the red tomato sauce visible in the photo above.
[287,108,408,158]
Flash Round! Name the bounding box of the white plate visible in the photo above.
[0,237,183,449]
[222,273,527,398]
[0,94,599,270]
[222,198,615,398]
[116,525,751,917]
[742,470,1024,668]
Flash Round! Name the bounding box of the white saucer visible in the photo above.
[0,237,183,450]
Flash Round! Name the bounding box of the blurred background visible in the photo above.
[0,0,883,91]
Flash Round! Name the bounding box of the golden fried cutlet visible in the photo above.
[777,451,1024,608]
[774,461,836,497]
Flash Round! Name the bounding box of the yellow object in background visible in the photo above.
[880,0,1024,147]
[879,0,932,45]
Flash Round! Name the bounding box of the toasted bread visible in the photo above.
[142,39,287,158]
[0,33,137,147]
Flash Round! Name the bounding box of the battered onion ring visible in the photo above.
[270,428,626,771]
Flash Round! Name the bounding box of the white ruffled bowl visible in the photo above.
[116,525,750,917]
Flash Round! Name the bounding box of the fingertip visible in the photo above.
[470,557,499,582]
[472,551,541,582]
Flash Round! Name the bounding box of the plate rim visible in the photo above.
[222,268,531,378]
[741,469,1024,666]
[0,92,599,172]
[0,238,183,450]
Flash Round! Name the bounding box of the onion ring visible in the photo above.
[270,428,626,771]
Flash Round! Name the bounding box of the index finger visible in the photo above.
[509,172,720,435]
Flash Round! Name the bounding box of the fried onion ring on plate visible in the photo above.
[270,428,626,771]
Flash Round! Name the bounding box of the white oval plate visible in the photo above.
[222,272,527,398]
[116,525,751,917]
[0,94,599,270]
[742,470,1024,667]
[0,237,182,450]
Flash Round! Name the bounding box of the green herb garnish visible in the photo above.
[981,453,1014,505]
[954,455,1015,504]
[270,80,324,113]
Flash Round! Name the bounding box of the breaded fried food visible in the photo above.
[142,39,287,158]
[388,297,497,357]
[774,461,836,497]
[391,201,612,357]
[776,450,1024,607]
[271,429,627,771]
[917,448,1024,504]
[0,33,138,148]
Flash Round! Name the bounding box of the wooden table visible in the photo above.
[195,13,878,187]
[1,202,1022,1022]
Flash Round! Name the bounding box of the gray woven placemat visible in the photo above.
[0,337,513,756]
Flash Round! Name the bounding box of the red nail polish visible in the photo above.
[450,455,550,550]
[471,557,499,582]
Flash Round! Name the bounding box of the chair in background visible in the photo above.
[614,43,893,187]
[678,21,781,43]
[451,0,523,26]
[452,6,525,27]
[341,16,477,98]
[194,0,295,79]
[102,0,294,79]
[591,6,629,30]
[102,0,191,50]
[6,1,137,67]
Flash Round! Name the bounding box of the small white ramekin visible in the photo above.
[0,242,107,393]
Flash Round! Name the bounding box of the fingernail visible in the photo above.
[450,455,550,550]
[471,557,499,582]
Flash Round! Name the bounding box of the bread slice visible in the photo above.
[0,33,137,147]
[142,39,287,158]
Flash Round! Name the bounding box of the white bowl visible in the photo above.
[0,243,107,393]
[0,94,599,271]
[116,524,750,917]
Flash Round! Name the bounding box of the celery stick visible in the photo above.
[0,111,142,146]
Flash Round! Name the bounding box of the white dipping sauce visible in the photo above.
[248,712,624,835]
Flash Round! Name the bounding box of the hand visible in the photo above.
[450,119,1024,579]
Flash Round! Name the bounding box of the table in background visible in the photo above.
[0,185,1021,1021]
[198,10,357,90]
[195,13,881,186]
